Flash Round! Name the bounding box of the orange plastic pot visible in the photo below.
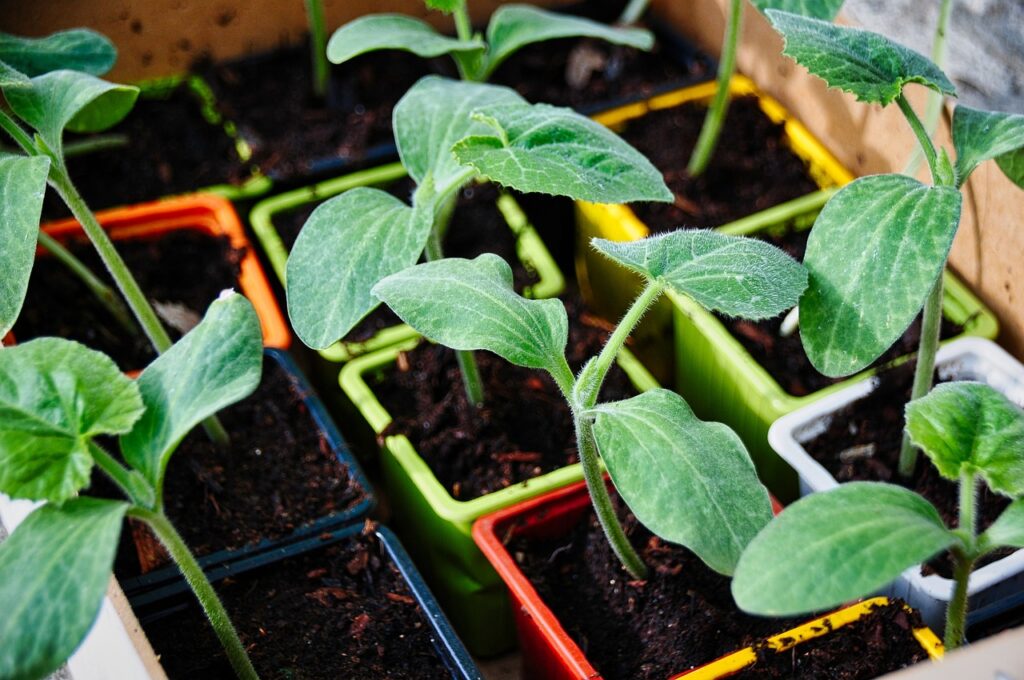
[34,194,290,366]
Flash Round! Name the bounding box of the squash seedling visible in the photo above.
[0,293,263,680]
[287,75,670,406]
[326,1,653,84]
[734,381,1024,649]
[765,11,1024,477]
[372,229,807,579]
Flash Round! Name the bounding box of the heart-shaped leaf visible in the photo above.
[287,187,434,349]
[591,389,772,575]
[906,381,1024,497]
[0,338,143,503]
[373,254,569,375]
[733,482,957,615]
[326,15,484,66]
[765,10,956,105]
[751,0,845,20]
[0,155,50,337]
[592,230,807,319]
[0,29,116,77]
[0,498,128,680]
[453,101,671,203]
[800,174,961,377]
[120,293,262,490]
[952,105,1024,187]
[482,4,653,78]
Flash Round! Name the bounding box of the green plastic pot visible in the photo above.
[338,337,658,656]
[250,162,565,364]
[671,215,999,500]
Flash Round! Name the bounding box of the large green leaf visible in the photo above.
[800,174,961,377]
[481,4,653,78]
[0,29,117,77]
[0,498,128,680]
[120,293,262,490]
[0,338,143,503]
[326,15,484,66]
[373,254,569,374]
[751,0,844,20]
[4,70,138,158]
[0,155,50,337]
[764,10,956,105]
[394,76,524,195]
[287,187,434,349]
[591,389,772,575]
[952,105,1024,188]
[906,381,1024,497]
[996,148,1024,190]
[592,230,807,319]
[982,499,1024,549]
[732,483,957,616]
[453,101,671,204]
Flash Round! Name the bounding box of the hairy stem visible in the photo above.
[687,0,742,177]
[0,109,36,155]
[136,509,260,680]
[88,441,155,509]
[897,94,940,183]
[945,550,973,649]
[618,0,651,25]
[959,470,977,538]
[305,0,329,99]
[898,274,944,477]
[63,133,129,158]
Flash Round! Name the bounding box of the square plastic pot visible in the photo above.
[130,521,481,680]
[769,337,1024,634]
[250,161,565,365]
[338,338,658,656]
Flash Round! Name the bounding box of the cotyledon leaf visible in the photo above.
[0,28,117,77]
[0,155,50,337]
[326,15,484,66]
[982,498,1024,550]
[952,105,1024,188]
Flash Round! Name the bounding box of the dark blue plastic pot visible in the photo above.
[131,522,482,680]
[119,348,374,596]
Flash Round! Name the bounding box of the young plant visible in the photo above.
[0,293,263,680]
[765,11,1024,477]
[287,75,670,405]
[371,228,807,579]
[733,381,1024,648]
[326,1,653,84]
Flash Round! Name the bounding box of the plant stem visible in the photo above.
[135,508,260,680]
[905,0,953,176]
[0,109,36,156]
[896,94,940,183]
[63,133,129,158]
[617,0,650,25]
[88,440,155,508]
[305,0,329,100]
[945,550,973,649]
[898,274,944,477]
[959,470,977,538]
[575,414,648,579]
[37,231,140,337]
[687,0,741,177]
[453,2,473,42]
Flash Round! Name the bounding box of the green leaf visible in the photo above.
[452,101,672,203]
[732,483,957,616]
[0,498,128,680]
[592,230,807,319]
[120,293,262,489]
[372,254,569,374]
[4,70,138,158]
[952,105,1024,187]
[800,174,961,377]
[0,29,117,77]
[0,155,50,337]
[751,0,845,20]
[995,148,1024,190]
[0,338,143,503]
[764,10,956,105]
[287,187,433,349]
[394,76,525,196]
[981,499,1024,549]
[326,15,484,66]
[591,389,772,575]
[482,4,653,78]
[0,60,29,87]
[906,381,1024,497]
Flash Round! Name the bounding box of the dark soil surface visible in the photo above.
[42,83,244,220]
[625,97,820,231]
[730,601,929,679]
[803,363,1014,578]
[13,230,241,370]
[720,228,964,396]
[197,40,433,179]
[142,523,453,679]
[511,497,804,678]
[376,293,634,500]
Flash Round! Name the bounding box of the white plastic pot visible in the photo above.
[768,337,1024,634]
